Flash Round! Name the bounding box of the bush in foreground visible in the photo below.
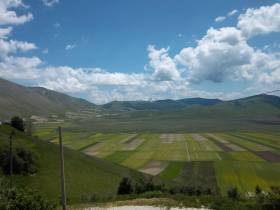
[0,180,56,210]
[0,146,37,175]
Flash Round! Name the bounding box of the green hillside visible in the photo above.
[0,78,95,119]
[102,98,222,111]
[0,125,146,204]
[73,95,280,132]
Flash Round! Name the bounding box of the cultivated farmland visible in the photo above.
[34,124,280,195]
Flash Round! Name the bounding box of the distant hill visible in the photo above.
[30,87,94,112]
[0,78,95,119]
[81,94,280,132]
[102,98,222,111]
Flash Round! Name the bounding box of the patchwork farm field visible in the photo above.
[34,125,280,195]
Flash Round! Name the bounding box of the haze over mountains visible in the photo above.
[0,77,280,124]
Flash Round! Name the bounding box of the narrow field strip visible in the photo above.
[235,133,280,150]
[254,151,280,162]
[185,134,221,161]
[79,141,100,151]
[153,139,188,161]
[185,141,191,161]
[191,134,207,142]
[120,133,139,144]
[175,161,218,193]
[92,134,138,158]
[206,136,233,152]
[229,134,273,151]
[226,143,246,151]
[160,134,184,144]
[214,161,280,195]
[139,160,169,176]
[206,133,229,144]
[191,134,223,152]
[120,138,146,151]
[159,161,185,179]
[228,151,264,161]
[104,151,134,164]
[220,134,270,152]
[83,141,106,156]
[121,151,155,169]
[206,133,246,152]
[219,134,280,162]
[244,132,280,147]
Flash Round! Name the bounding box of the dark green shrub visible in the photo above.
[0,146,37,175]
[117,177,133,195]
[227,187,239,200]
[0,180,56,210]
[11,117,25,132]
[255,185,262,195]
[134,177,165,194]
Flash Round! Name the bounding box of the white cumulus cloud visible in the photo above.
[0,39,37,57]
[0,56,41,80]
[0,0,33,25]
[0,26,12,38]
[175,27,255,83]
[237,3,280,38]
[147,45,181,81]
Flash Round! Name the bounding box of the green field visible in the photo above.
[33,123,280,196]
[0,125,147,204]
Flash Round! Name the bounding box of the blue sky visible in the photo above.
[0,0,279,103]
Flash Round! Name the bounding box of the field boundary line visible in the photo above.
[225,134,280,162]
[231,133,280,151]
[78,141,100,151]
[185,141,191,161]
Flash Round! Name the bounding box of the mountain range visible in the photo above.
[0,77,280,125]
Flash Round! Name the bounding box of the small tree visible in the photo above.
[256,185,262,195]
[11,116,25,132]
[117,177,133,195]
[227,187,239,200]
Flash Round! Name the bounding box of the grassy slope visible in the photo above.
[0,78,95,119]
[0,125,146,204]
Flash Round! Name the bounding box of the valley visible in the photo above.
[34,123,280,196]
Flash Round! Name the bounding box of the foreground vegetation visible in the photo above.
[0,180,56,210]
